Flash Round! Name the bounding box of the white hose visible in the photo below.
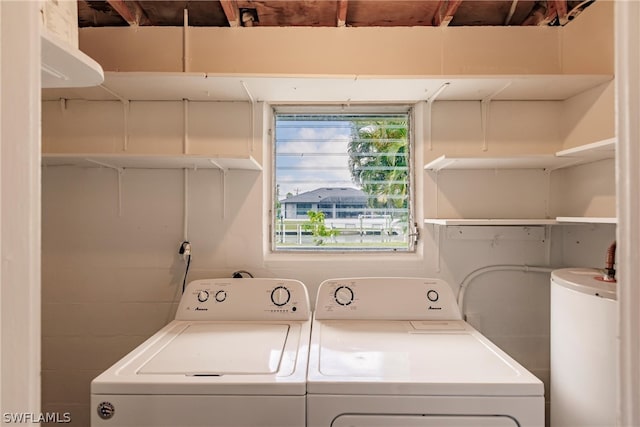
[457,264,556,317]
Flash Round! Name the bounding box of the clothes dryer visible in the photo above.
[91,278,311,427]
[307,277,544,427]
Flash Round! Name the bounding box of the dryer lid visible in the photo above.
[308,320,543,396]
[138,323,289,375]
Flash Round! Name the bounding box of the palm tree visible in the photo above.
[348,118,409,212]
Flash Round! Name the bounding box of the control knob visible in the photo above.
[197,290,210,303]
[271,286,291,306]
[215,290,227,303]
[334,286,354,306]
[427,289,439,302]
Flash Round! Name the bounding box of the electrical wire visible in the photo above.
[179,241,192,294]
[232,270,254,278]
[182,253,192,294]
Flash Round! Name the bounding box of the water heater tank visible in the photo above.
[550,268,617,427]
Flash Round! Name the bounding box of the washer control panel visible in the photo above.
[176,278,310,321]
[315,277,462,321]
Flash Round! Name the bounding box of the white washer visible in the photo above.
[91,278,311,427]
[307,277,544,427]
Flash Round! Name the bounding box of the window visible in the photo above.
[272,107,415,252]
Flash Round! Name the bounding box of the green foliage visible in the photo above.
[303,210,339,246]
[347,119,409,209]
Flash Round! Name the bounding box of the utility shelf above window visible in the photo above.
[41,153,262,171]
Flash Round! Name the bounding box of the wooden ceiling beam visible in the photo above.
[220,0,241,27]
[521,0,548,26]
[504,0,519,25]
[336,0,348,27]
[554,0,568,25]
[106,0,151,26]
[433,0,463,27]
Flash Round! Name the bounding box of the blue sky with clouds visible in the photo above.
[275,119,358,199]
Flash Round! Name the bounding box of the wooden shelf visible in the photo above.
[556,217,617,224]
[41,153,262,171]
[41,31,104,89]
[424,218,558,226]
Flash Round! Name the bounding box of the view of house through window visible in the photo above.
[273,108,413,251]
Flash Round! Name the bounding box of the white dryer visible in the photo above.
[307,277,544,427]
[91,278,311,427]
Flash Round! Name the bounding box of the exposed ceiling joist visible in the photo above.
[220,0,240,27]
[336,0,348,27]
[504,0,519,25]
[521,1,546,25]
[106,0,150,26]
[433,0,463,27]
[539,0,559,25]
[554,0,569,25]
[567,0,595,21]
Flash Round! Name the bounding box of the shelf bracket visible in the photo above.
[480,82,511,152]
[99,84,130,152]
[84,158,125,216]
[435,224,441,273]
[425,82,449,152]
[241,80,256,155]
[480,99,490,152]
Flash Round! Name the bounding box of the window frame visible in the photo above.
[269,104,417,254]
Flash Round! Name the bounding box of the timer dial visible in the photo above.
[334,286,354,306]
[271,286,291,306]
[215,290,227,302]
[427,289,439,302]
[197,290,210,303]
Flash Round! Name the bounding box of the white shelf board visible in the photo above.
[41,31,104,89]
[42,72,612,103]
[41,153,262,171]
[555,138,616,162]
[424,155,574,171]
[424,218,558,226]
[556,216,617,224]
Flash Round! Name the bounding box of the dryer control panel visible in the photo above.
[315,277,462,321]
[176,278,311,321]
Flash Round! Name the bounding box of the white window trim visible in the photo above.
[263,103,425,260]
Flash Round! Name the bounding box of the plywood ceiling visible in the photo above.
[79,0,596,28]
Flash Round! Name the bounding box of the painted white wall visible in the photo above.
[41,94,618,425]
[1,1,41,425]
[39,2,619,424]
[550,159,616,218]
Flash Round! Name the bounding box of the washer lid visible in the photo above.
[139,323,289,375]
[551,268,617,300]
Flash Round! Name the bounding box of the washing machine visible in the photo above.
[91,278,311,427]
[307,277,545,427]
[550,268,617,427]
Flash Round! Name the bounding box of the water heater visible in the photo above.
[550,268,617,427]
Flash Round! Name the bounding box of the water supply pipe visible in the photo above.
[457,264,556,318]
[603,241,617,282]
